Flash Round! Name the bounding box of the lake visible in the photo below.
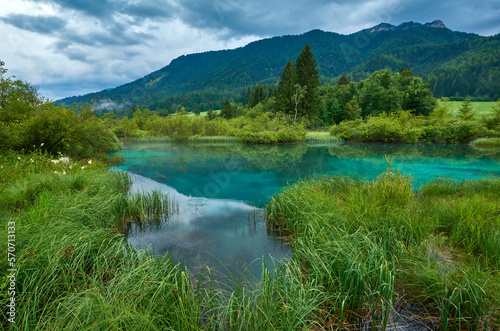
[113,142,500,284]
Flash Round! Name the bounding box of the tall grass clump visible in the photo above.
[267,172,500,329]
[0,155,205,330]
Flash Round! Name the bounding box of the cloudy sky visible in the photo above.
[1,0,499,100]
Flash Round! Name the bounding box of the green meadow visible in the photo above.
[436,100,499,117]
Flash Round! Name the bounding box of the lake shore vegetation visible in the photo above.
[2,52,500,329]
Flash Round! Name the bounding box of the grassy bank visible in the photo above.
[2,151,499,329]
[0,152,202,329]
[267,169,500,329]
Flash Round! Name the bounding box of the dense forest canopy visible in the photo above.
[58,22,499,114]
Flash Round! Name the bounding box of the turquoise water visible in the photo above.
[115,142,500,282]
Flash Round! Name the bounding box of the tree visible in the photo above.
[337,74,349,86]
[295,43,320,121]
[220,99,234,119]
[458,96,475,121]
[395,68,436,116]
[207,108,215,120]
[359,69,401,117]
[276,60,297,115]
[248,85,266,108]
[0,60,41,124]
[293,84,307,122]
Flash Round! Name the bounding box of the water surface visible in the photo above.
[114,142,500,282]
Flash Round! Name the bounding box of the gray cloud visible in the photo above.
[1,0,498,101]
[30,0,118,20]
[173,0,499,37]
[1,14,66,34]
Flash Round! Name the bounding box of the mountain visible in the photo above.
[58,20,499,111]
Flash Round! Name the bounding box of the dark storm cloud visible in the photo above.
[174,0,499,37]
[0,14,66,34]
[30,0,118,20]
[30,0,174,22]
[175,0,338,36]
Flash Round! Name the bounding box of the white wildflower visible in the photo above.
[62,171,66,175]
[40,143,45,146]
[81,166,86,169]
[54,171,58,174]
[51,159,60,164]
[88,159,92,164]
[59,157,70,164]
[17,156,21,160]
[30,159,34,163]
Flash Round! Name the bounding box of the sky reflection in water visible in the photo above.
[115,142,500,282]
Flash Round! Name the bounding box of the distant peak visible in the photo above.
[370,23,395,33]
[424,20,447,28]
[369,20,447,33]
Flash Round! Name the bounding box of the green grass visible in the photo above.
[436,100,498,117]
[470,137,500,146]
[305,131,343,143]
[187,136,239,143]
[2,151,499,330]
[267,170,500,329]
[187,109,221,117]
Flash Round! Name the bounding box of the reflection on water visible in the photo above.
[115,142,500,206]
[125,174,290,286]
[115,142,500,284]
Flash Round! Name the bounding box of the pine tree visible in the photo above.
[276,60,297,115]
[337,74,349,86]
[458,96,475,121]
[207,108,215,120]
[220,99,234,119]
[248,85,266,108]
[295,43,320,121]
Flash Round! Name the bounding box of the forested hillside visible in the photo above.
[58,21,499,112]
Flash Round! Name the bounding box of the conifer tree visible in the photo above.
[337,74,349,86]
[295,43,319,121]
[276,60,297,115]
[458,96,475,121]
[220,99,234,119]
[248,85,266,108]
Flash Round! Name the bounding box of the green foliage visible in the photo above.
[395,67,436,115]
[276,60,297,115]
[0,62,120,159]
[295,43,320,121]
[220,98,235,119]
[337,74,349,86]
[248,84,266,108]
[458,96,475,121]
[234,112,307,143]
[330,109,495,144]
[0,62,41,124]
[267,174,500,328]
[359,69,402,117]
[60,25,497,112]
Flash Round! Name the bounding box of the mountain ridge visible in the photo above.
[58,20,499,110]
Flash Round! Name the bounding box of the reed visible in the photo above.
[267,172,499,329]
[1,150,498,330]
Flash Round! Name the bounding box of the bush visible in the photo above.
[331,111,497,144]
[330,119,363,140]
[17,103,121,158]
[234,112,307,143]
